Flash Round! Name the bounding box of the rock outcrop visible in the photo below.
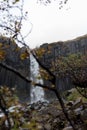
[40,34,87,67]
[38,34,87,100]
[0,36,30,102]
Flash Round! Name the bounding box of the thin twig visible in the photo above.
[0,62,31,83]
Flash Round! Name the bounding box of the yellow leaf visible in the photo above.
[0,43,3,48]
[0,50,6,60]
[20,51,29,60]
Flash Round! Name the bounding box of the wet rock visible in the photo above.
[65,90,72,97]
[28,101,49,111]
[74,106,83,115]
[81,109,87,120]
[66,101,74,107]
[19,128,29,130]
[72,97,82,109]
[44,123,51,130]
[47,107,60,117]
[78,124,87,130]
[37,125,44,130]
[63,126,73,130]
[0,113,4,118]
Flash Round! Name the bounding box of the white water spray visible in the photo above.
[30,54,45,103]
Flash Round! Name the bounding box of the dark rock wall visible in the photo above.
[40,35,87,66]
[0,37,30,102]
[39,35,87,99]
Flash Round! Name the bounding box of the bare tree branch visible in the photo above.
[55,77,77,130]
[0,62,31,83]
[0,61,55,91]
[31,51,55,84]
[34,83,55,91]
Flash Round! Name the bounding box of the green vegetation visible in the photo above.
[63,88,87,102]
[51,53,87,88]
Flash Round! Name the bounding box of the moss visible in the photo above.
[63,88,87,102]
[22,120,39,130]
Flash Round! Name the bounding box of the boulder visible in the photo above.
[63,126,73,130]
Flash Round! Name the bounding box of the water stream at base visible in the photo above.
[30,54,45,103]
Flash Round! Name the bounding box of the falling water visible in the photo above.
[30,54,45,103]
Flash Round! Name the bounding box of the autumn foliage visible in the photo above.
[51,53,87,87]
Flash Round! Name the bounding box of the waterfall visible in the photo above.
[30,54,45,103]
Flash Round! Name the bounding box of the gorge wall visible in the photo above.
[40,34,87,65]
[0,37,30,102]
[38,35,87,99]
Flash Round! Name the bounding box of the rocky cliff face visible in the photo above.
[0,37,30,102]
[38,35,87,100]
[40,34,87,67]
